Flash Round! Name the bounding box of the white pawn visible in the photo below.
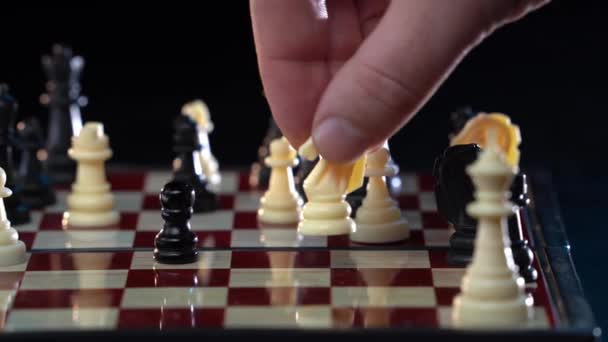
[63,122,119,228]
[257,137,303,224]
[351,147,409,243]
[0,167,26,266]
[451,140,532,328]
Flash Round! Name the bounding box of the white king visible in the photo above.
[451,140,533,328]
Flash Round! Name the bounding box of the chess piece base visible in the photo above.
[0,240,26,266]
[154,230,199,265]
[258,207,301,225]
[298,200,354,236]
[448,226,475,265]
[452,294,532,328]
[350,219,409,244]
[298,217,354,236]
[62,211,120,228]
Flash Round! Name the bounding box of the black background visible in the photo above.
[1,0,607,332]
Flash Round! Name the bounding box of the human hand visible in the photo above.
[250,0,548,163]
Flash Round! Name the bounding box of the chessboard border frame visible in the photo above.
[0,168,601,342]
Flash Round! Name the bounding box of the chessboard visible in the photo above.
[0,169,598,341]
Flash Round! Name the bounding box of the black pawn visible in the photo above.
[509,173,538,283]
[41,44,86,185]
[172,115,218,212]
[154,181,198,264]
[16,118,56,209]
[0,85,30,225]
[433,144,480,265]
[250,117,283,189]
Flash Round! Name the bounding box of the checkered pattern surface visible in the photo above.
[0,171,556,331]
[16,171,451,251]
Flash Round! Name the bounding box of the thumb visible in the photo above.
[312,0,548,163]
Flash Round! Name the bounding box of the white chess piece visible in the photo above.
[451,143,533,328]
[182,100,221,186]
[351,147,409,243]
[63,122,119,227]
[297,138,366,236]
[0,167,26,266]
[257,137,302,224]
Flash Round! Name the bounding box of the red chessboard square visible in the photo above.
[418,173,436,192]
[421,212,449,229]
[331,268,433,287]
[133,231,231,249]
[398,195,420,209]
[118,308,225,329]
[228,287,330,306]
[12,289,123,308]
[39,213,138,230]
[0,272,23,290]
[126,269,230,287]
[238,172,252,191]
[332,308,438,328]
[143,194,235,210]
[27,252,133,271]
[20,232,35,251]
[233,212,258,229]
[434,287,460,306]
[428,250,461,269]
[108,172,146,191]
[230,251,330,268]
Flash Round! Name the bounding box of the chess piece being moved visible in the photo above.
[41,44,86,185]
[16,117,56,209]
[0,167,26,266]
[154,180,198,264]
[182,100,221,186]
[351,147,409,244]
[298,137,366,236]
[172,115,218,213]
[63,122,119,228]
[451,138,532,328]
[250,117,283,189]
[257,137,302,224]
[0,84,30,225]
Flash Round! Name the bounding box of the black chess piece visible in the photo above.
[154,180,198,264]
[41,44,87,185]
[0,85,30,225]
[16,117,56,209]
[433,144,480,266]
[172,115,218,212]
[250,117,283,189]
[508,172,538,283]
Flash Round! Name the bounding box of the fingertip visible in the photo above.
[312,116,369,163]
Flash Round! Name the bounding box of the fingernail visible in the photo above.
[313,117,365,163]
